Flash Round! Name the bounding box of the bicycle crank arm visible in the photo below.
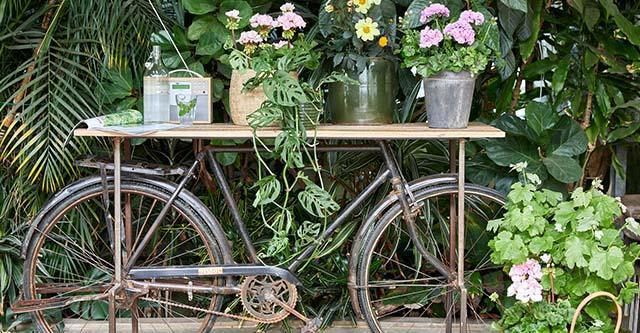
[12,294,109,314]
[128,264,302,286]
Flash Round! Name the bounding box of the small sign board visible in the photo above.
[168,77,212,123]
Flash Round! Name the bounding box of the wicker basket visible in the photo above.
[229,69,267,126]
[569,291,622,333]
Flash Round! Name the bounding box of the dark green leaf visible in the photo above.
[543,154,582,183]
[525,102,559,136]
[195,31,223,56]
[607,122,640,143]
[552,58,571,96]
[499,0,527,12]
[486,136,539,167]
[217,1,252,29]
[549,117,588,157]
[182,0,216,15]
[599,0,640,46]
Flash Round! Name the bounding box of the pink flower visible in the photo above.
[443,20,476,45]
[459,10,485,25]
[273,40,290,49]
[507,259,544,303]
[276,11,306,31]
[419,27,443,48]
[238,31,263,45]
[250,14,277,28]
[419,4,450,23]
[280,2,296,12]
[225,10,241,21]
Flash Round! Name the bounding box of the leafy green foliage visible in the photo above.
[486,102,588,185]
[494,299,575,333]
[489,170,640,329]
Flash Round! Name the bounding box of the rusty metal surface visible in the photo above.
[75,155,188,176]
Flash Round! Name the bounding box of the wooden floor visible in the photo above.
[63,318,493,332]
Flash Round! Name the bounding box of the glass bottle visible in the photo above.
[143,45,169,123]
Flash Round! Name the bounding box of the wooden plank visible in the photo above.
[74,122,505,139]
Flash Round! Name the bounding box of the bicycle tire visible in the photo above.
[356,183,505,332]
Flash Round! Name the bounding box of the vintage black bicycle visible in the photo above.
[15,125,506,333]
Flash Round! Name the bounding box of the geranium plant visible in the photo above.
[400,3,500,77]
[318,0,398,73]
[488,162,640,332]
[222,4,348,257]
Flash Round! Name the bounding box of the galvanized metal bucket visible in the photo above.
[423,71,476,129]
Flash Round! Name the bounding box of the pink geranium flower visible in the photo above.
[276,11,306,31]
[443,20,476,45]
[459,10,485,25]
[419,4,450,23]
[419,27,443,48]
[238,31,263,45]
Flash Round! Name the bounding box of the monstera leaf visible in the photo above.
[262,71,306,107]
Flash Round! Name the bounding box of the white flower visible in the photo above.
[616,197,628,213]
[225,10,241,20]
[594,230,604,240]
[554,223,564,232]
[489,292,499,302]
[593,319,604,328]
[592,178,604,190]
[509,161,528,173]
[540,253,551,264]
[280,2,296,12]
[272,40,290,49]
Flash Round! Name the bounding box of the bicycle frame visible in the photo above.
[207,140,451,277]
[121,140,452,281]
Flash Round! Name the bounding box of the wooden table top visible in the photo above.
[74,122,505,140]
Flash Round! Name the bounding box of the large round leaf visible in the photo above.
[217,1,252,29]
[543,154,582,183]
[187,15,228,41]
[182,0,217,15]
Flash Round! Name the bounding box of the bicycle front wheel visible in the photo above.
[356,183,505,332]
[22,177,227,332]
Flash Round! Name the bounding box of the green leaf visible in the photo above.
[588,246,624,280]
[529,236,553,254]
[187,15,227,41]
[297,182,340,218]
[486,136,539,167]
[195,31,223,56]
[552,58,571,97]
[599,0,640,46]
[403,0,429,28]
[543,154,582,183]
[548,117,588,157]
[499,0,527,12]
[613,261,634,284]
[182,0,216,15]
[262,71,306,107]
[252,175,281,207]
[491,231,528,264]
[564,236,589,269]
[525,102,559,136]
[217,1,252,29]
[607,122,640,143]
[518,0,543,59]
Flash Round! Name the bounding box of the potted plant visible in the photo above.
[487,163,640,332]
[224,4,308,126]
[318,0,399,124]
[400,3,498,128]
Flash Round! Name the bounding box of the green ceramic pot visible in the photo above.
[327,58,397,124]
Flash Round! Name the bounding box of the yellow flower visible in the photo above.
[325,4,334,12]
[355,0,372,14]
[378,36,388,47]
[355,17,380,42]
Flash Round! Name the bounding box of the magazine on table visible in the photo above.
[76,110,181,136]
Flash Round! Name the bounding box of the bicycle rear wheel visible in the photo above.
[356,183,505,332]
[22,177,227,332]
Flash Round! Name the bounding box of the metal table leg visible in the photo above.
[458,139,467,332]
[109,137,122,333]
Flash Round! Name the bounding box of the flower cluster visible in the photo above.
[419,3,449,23]
[227,3,306,55]
[354,0,382,14]
[506,259,544,303]
[416,5,486,48]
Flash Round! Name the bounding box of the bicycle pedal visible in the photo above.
[300,317,322,333]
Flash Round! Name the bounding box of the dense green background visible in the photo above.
[0,0,639,328]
